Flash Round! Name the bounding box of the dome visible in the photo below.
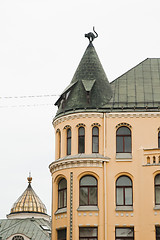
[9,175,47,216]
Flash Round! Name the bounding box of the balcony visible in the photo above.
[143,148,160,165]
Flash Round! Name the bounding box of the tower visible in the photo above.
[50,31,160,240]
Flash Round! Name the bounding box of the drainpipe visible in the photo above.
[103,113,107,240]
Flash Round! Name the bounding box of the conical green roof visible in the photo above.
[55,42,112,117]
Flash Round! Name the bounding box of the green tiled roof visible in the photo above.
[105,58,160,111]
[54,45,160,118]
[55,43,112,117]
[0,218,51,240]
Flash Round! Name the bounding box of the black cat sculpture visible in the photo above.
[85,27,98,43]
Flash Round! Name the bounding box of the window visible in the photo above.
[58,178,67,209]
[67,128,71,155]
[79,175,97,206]
[57,130,61,159]
[116,127,131,153]
[155,174,160,205]
[116,176,133,206]
[78,127,85,153]
[92,126,99,153]
[158,131,160,148]
[57,228,66,240]
[115,227,134,240]
[156,226,160,240]
[79,227,97,240]
[12,236,24,240]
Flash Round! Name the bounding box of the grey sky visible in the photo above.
[1,0,160,218]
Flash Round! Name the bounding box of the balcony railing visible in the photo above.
[143,148,160,165]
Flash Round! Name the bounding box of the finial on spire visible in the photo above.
[85,27,98,43]
[27,172,32,184]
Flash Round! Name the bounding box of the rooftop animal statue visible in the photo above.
[85,27,98,43]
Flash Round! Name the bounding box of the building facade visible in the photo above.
[49,36,160,239]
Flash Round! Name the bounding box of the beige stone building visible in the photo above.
[49,35,160,239]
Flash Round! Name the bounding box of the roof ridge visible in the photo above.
[110,58,149,84]
[0,219,26,234]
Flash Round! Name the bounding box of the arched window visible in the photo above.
[67,128,71,155]
[158,131,160,148]
[79,175,97,206]
[12,236,24,240]
[57,130,61,159]
[92,126,99,153]
[58,178,67,209]
[116,126,131,153]
[155,174,160,205]
[116,176,133,206]
[78,127,85,153]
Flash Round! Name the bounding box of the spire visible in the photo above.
[55,38,112,117]
[27,172,32,184]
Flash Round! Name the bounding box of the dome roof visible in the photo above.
[10,175,47,215]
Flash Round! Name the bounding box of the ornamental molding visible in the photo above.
[116,122,132,129]
[49,158,106,173]
[53,113,104,127]
[106,112,160,118]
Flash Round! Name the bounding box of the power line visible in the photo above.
[0,94,60,99]
[0,103,55,108]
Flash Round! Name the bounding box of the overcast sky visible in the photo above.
[1,0,160,218]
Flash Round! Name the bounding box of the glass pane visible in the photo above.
[80,227,97,237]
[116,136,123,152]
[124,136,131,152]
[58,228,66,239]
[116,228,134,237]
[80,176,97,186]
[64,189,67,207]
[125,188,132,205]
[116,188,123,205]
[79,127,85,136]
[156,186,160,204]
[92,136,99,153]
[79,136,85,153]
[58,191,64,208]
[59,179,67,190]
[92,126,99,135]
[67,138,71,155]
[80,187,88,205]
[67,128,71,138]
[117,127,131,135]
[117,176,132,186]
[89,187,97,205]
[155,175,160,184]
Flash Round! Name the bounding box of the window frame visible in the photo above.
[78,126,85,154]
[115,227,134,240]
[12,236,24,240]
[58,130,61,159]
[79,227,98,240]
[155,174,160,205]
[67,128,71,155]
[57,228,67,240]
[158,131,160,149]
[58,178,67,209]
[116,176,133,207]
[156,226,160,240]
[116,126,132,153]
[79,175,98,206]
[92,126,99,153]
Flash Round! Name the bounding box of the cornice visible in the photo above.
[53,112,104,128]
[106,112,160,118]
[49,158,108,174]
